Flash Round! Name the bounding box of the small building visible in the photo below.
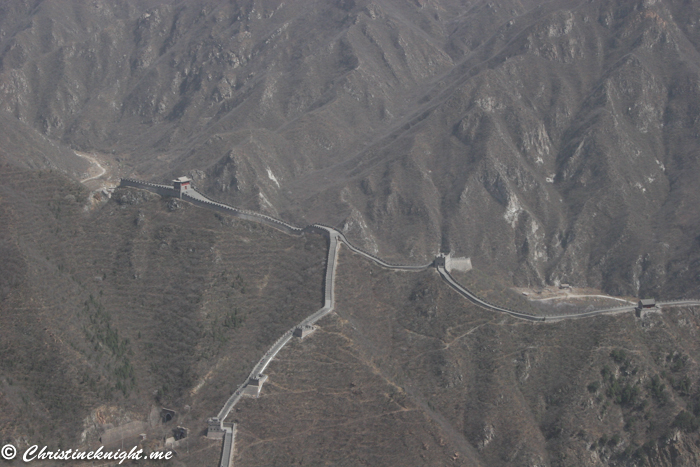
[636,298,657,318]
[250,374,267,386]
[433,255,447,268]
[293,325,316,339]
[172,176,192,198]
[206,418,225,440]
[242,374,268,398]
[433,253,472,272]
[446,256,472,273]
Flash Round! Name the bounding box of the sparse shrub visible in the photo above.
[647,419,656,433]
[619,445,633,459]
[672,410,699,432]
[609,433,621,446]
[546,425,563,440]
[638,399,649,411]
[671,376,691,395]
[649,375,668,405]
[82,295,135,398]
[588,381,600,393]
[669,353,688,372]
[611,349,628,365]
[605,376,640,407]
[223,309,245,329]
[601,365,613,383]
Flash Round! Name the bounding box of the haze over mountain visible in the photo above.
[2,0,700,297]
[2,0,700,466]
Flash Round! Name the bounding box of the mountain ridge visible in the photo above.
[2,0,698,301]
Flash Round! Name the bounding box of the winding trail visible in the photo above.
[529,294,636,303]
[74,151,107,182]
[117,179,700,466]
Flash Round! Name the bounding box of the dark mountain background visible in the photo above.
[2,0,700,297]
[2,0,700,466]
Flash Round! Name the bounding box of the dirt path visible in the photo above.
[74,151,108,182]
[530,294,636,304]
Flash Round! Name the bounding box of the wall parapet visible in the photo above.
[119,178,177,198]
[181,192,304,236]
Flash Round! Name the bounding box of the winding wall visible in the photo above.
[117,179,700,467]
[119,177,700,324]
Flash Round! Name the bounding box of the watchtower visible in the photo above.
[173,176,192,198]
[636,298,657,317]
[293,324,316,339]
[206,418,225,439]
[434,254,447,268]
[242,374,268,397]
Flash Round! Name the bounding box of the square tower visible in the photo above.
[173,176,192,198]
[206,417,225,439]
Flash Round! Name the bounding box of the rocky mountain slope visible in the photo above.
[0,171,325,462]
[2,1,700,466]
[234,249,700,467]
[2,171,699,467]
[1,0,700,298]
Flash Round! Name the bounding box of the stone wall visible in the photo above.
[119,178,177,198]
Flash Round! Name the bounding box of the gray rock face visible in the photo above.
[1,0,699,296]
[167,198,181,211]
[112,187,158,206]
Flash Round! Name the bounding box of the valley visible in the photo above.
[2,0,700,465]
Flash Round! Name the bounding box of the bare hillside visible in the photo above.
[0,0,699,295]
[1,1,700,466]
[0,170,325,462]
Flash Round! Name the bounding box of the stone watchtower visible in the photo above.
[636,298,657,318]
[206,417,225,439]
[242,374,268,397]
[293,325,316,339]
[172,176,192,198]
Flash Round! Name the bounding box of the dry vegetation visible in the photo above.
[0,168,326,463]
[1,0,700,297]
[0,171,699,466]
[230,246,700,466]
[2,1,700,464]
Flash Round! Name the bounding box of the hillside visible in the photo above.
[0,169,325,463]
[1,0,700,297]
[231,246,700,466]
[1,1,700,466]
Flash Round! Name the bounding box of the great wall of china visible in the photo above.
[118,178,700,467]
